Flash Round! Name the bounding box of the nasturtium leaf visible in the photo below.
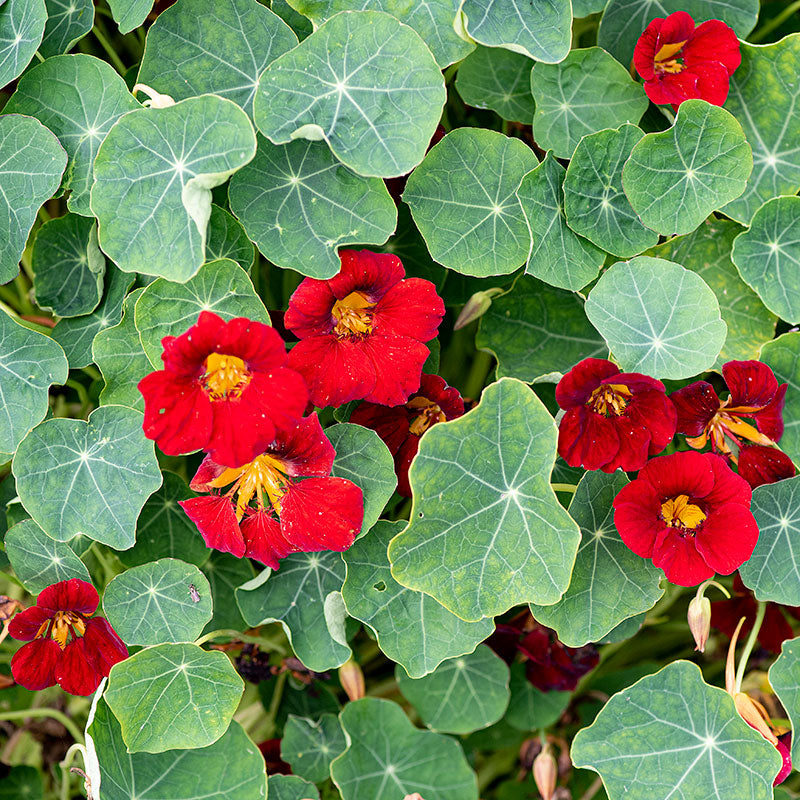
[0,310,67,457]
[0,0,46,89]
[105,642,244,753]
[342,521,494,678]
[769,636,800,763]
[281,713,347,783]
[457,0,571,64]
[4,518,90,594]
[531,471,664,647]
[517,153,605,291]
[403,128,537,277]
[89,699,266,800]
[504,662,570,731]
[40,0,93,58]
[206,205,255,272]
[563,124,658,258]
[571,660,780,800]
[237,552,351,671]
[32,213,104,318]
[103,558,213,646]
[622,100,752,236]
[389,378,581,621]
[732,196,800,324]
[254,10,445,179]
[396,645,510,734]
[331,697,478,800]
[93,288,150,411]
[599,611,646,643]
[91,95,256,281]
[0,114,66,284]
[201,550,253,633]
[12,405,162,548]
[0,765,42,800]
[228,136,396,279]
[531,48,648,159]
[648,219,776,367]
[760,333,800,464]
[137,0,297,116]
[326,423,396,536]
[585,256,727,379]
[572,0,605,14]
[268,775,319,800]
[2,55,140,217]
[134,258,269,368]
[52,265,133,369]
[455,46,534,124]
[107,0,153,34]
[476,275,606,382]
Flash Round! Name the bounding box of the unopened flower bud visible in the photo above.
[338,658,365,702]
[403,795,425,800]
[132,84,176,108]
[533,744,558,800]
[453,288,504,330]
[688,594,712,653]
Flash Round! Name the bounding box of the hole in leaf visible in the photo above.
[373,581,387,592]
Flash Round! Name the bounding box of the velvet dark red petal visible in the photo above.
[638,450,716,500]
[724,360,779,408]
[360,334,431,407]
[240,510,298,569]
[753,383,787,442]
[651,526,715,586]
[599,417,651,473]
[702,453,752,508]
[775,735,792,786]
[555,358,620,409]
[372,278,444,343]
[329,250,405,303]
[190,453,229,492]
[419,373,465,419]
[624,389,677,454]
[56,638,101,696]
[558,407,620,471]
[350,402,411,455]
[180,496,245,558]
[38,579,99,615]
[684,61,732,106]
[265,413,335,478]
[612,479,664,559]
[658,10,695,44]
[8,606,52,641]
[670,381,721,436]
[738,445,796,489]
[283,278,338,338]
[694,504,759,576]
[685,19,742,74]
[633,18,661,81]
[395,436,420,497]
[83,617,128,676]
[11,638,60,690]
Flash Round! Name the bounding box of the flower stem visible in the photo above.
[734,600,766,694]
[750,0,800,43]
[91,24,127,74]
[0,708,84,745]
[550,483,578,494]
[59,743,86,800]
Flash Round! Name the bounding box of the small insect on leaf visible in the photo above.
[189,584,201,603]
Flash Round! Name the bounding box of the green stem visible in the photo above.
[550,483,578,494]
[462,350,493,400]
[90,542,117,585]
[92,24,126,74]
[0,708,84,745]
[59,743,86,800]
[65,379,91,419]
[194,628,286,653]
[750,0,800,42]
[735,600,766,694]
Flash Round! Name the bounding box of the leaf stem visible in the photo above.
[91,24,126,74]
[0,708,84,745]
[550,483,578,494]
[59,743,86,800]
[194,628,286,653]
[462,350,493,400]
[750,0,800,43]
[734,600,766,694]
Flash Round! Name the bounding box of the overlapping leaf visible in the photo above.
[504,662,570,731]
[269,775,319,800]
[281,713,347,782]
[107,0,153,33]
[206,205,255,272]
[40,0,93,57]
[760,333,800,463]
[770,637,800,763]
[0,0,47,89]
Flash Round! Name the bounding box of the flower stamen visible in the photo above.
[588,383,633,417]
[407,396,446,436]
[332,292,376,338]
[202,353,252,400]
[208,454,291,518]
[661,494,707,531]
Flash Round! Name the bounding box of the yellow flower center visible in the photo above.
[332,292,376,338]
[208,453,290,518]
[661,494,707,530]
[407,396,446,436]
[654,40,687,74]
[588,383,632,417]
[202,352,251,400]
[37,611,86,650]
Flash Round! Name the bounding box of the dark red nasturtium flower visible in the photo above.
[284,250,445,409]
[613,451,759,586]
[138,311,309,468]
[633,11,741,110]
[180,414,363,568]
[350,373,464,496]
[737,444,796,489]
[556,358,677,473]
[9,579,127,696]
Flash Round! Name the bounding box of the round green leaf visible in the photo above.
[281,713,347,783]
[0,114,67,284]
[331,697,478,800]
[475,275,607,382]
[455,46,534,123]
[531,471,664,647]
[103,558,213,646]
[531,47,647,159]
[504,662,570,731]
[268,775,319,800]
[229,136,396,279]
[732,196,800,323]
[105,642,244,754]
[585,256,727,379]
[0,310,68,457]
[3,55,140,217]
[760,333,800,464]
[5,518,90,594]
[518,153,605,291]
[458,0,571,64]
[622,100,752,236]
[254,10,445,179]
[201,550,253,633]
[403,128,537,277]
[134,258,269,367]
[137,0,297,116]
[107,0,153,33]
[342,521,494,678]
[206,205,255,272]
[40,0,93,58]
[237,551,351,672]
[572,660,780,800]
[91,95,256,281]
[0,0,46,89]
[396,645,510,734]
[12,405,163,548]
[389,378,581,621]
[769,636,800,764]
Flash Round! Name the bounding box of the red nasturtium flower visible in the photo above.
[737,444,796,489]
[180,414,363,569]
[633,11,741,109]
[556,358,677,473]
[350,373,464,496]
[138,311,309,468]
[284,250,445,409]
[613,451,759,586]
[9,579,127,696]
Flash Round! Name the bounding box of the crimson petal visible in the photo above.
[670,381,720,436]
[738,445,796,489]
[38,578,99,615]
[180,496,245,558]
[8,606,52,641]
[11,638,60,690]
[83,617,128,676]
[56,638,101,696]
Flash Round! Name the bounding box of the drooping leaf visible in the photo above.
[622,99,752,236]
[769,636,800,763]
[531,47,648,159]
[201,550,253,633]
[228,136,396,279]
[12,405,163,548]
[281,713,347,783]
[571,660,780,800]
[40,0,93,57]
[331,697,478,800]
[254,10,445,178]
[760,333,800,464]
[504,662,571,731]
[105,642,244,753]
[585,256,727,379]
[403,128,537,277]
[268,775,319,800]
[107,0,154,34]
[91,95,256,281]
[389,378,581,621]
[342,521,494,678]
[237,551,351,672]
[137,0,297,116]
[0,0,47,89]
[206,205,255,272]
[531,471,664,647]
[3,55,140,216]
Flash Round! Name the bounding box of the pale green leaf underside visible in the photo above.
[40,0,93,58]
[760,333,800,464]
[107,0,154,34]
[389,378,581,621]
[206,205,255,272]
[769,637,800,763]
[0,0,46,89]
[281,713,347,783]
